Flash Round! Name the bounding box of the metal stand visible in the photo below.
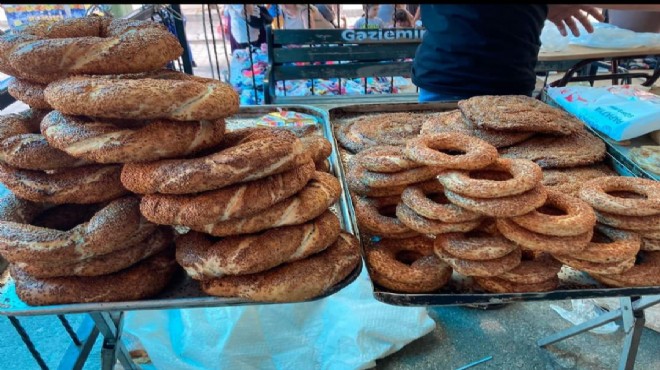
[89,312,137,370]
[8,314,100,370]
[538,296,660,370]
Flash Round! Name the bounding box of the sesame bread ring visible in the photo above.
[395,203,481,235]
[365,236,452,293]
[190,172,341,237]
[579,176,660,216]
[11,249,178,306]
[642,238,660,252]
[45,72,238,121]
[335,113,425,153]
[594,210,660,231]
[7,78,50,109]
[474,276,559,293]
[404,132,498,169]
[362,229,421,240]
[510,190,596,237]
[434,222,519,261]
[356,146,423,173]
[437,158,543,198]
[496,218,591,255]
[353,195,414,236]
[345,156,407,196]
[435,246,522,277]
[0,163,127,204]
[638,229,660,239]
[499,253,562,285]
[316,160,331,173]
[554,254,635,275]
[41,111,227,164]
[300,136,332,164]
[401,180,481,223]
[14,227,173,278]
[445,185,548,218]
[141,160,315,226]
[176,211,340,279]
[3,17,183,84]
[420,110,534,148]
[557,225,641,264]
[200,232,361,302]
[590,252,660,287]
[542,164,617,197]
[0,195,157,263]
[121,129,309,195]
[0,109,92,170]
[360,164,445,189]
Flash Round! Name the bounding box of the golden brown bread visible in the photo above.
[140,160,315,225]
[199,232,360,302]
[0,163,128,204]
[176,211,340,279]
[7,78,50,109]
[121,129,309,194]
[458,95,582,135]
[542,164,616,197]
[0,109,92,170]
[335,112,426,153]
[45,72,239,121]
[15,227,173,278]
[189,172,341,237]
[12,249,178,306]
[41,111,226,164]
[0,195,157,263]
[500,126,606,168]
[2,17,183,84]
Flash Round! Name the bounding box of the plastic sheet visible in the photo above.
[569,23,660,49]
[550,299,619,335]
[540,20,569,53]
[123,270,436,370]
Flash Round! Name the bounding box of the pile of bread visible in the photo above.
[336,95,660,294]
[0,16,359,306]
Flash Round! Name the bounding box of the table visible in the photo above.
[536,44,660,87]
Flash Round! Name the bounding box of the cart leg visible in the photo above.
[56,315,100,370]
[89,312,138,370]
[537,306,622,347]
[618,297,646,370]
[7,316,49,370]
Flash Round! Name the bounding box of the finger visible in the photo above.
[583,6,605,22]
[577,13,594,33]
[564,17,580,37]
[551,20,568,37]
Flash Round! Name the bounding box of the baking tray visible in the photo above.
[328,101,660,307]
[0,105,362,316]
[542,91,659,181]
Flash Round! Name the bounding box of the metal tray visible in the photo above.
[328,102,660,307]
[0,105,361,316]
[542,92,659,181]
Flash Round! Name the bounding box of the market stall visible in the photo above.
[0,7,660,370]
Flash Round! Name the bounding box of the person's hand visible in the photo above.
[547,5,605,37]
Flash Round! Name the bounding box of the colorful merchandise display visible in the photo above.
[1,4,87,30]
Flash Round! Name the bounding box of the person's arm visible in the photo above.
[413,6,421,24]
[547,5,605,37]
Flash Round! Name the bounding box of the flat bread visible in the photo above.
[629,146,660,175]
[542,164,617,197]
[458,95,582,135]
[335,112,426,153]
[500,126,606,168]
[420,110,533,148]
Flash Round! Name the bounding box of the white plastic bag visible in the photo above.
[569,22,660,49]
[540,20,569,53]
[550,299,619,335]
[123,270,436,370]
[547,85,660,141]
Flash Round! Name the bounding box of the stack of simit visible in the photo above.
[0,16,189,305]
